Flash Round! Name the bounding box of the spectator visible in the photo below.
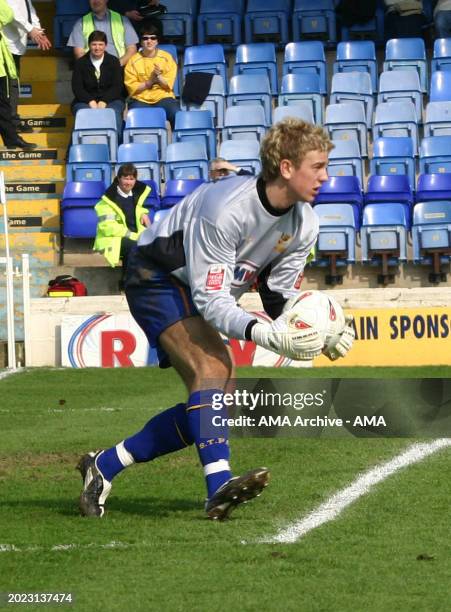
[335,0,378,27]
[124,23,179,128]
[94,163,151,285]
[383,0,426,39]
[434,0,451,37]
[209,158,253,181]
[108,0,165,36]
[71,30,125,135]
[0,0,36,149]
[3,0,51,134]
[67,0,138,67]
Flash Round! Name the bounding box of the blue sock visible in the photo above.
[186,389,232,499]
[97,403,192,482]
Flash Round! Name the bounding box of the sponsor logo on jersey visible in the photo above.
[293,271,304,290]
[274,232,293,253]
[205,264,226,291]
[232,260,258,287]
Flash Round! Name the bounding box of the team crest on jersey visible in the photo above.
[205,264,226,291]
[232,260,258,287]
[274,233,293,253]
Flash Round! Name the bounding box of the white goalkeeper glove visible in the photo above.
[251,311,324,361]
[323,315,355,361]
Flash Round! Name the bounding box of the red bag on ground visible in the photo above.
[47,275,88,297]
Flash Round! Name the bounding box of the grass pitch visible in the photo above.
[1,367,451,611]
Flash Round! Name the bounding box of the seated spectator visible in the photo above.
[124,24,179,128]
[67,0,138,67]
[71,30,125,135]
[108,0,165,36]
[383,0,426,39]
[434,0,451,38]
[94,163,151,285]
[335,0,377,27]
[209,158,253,182]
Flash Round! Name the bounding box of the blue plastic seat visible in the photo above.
[370,137,416,191]
[430,70,451,103]
[383,38,428,94]
[173,110,216,157]
[61,180,105,238]
[164,141,209,180]
[182,44,227,92]
[159,0,195,48]
[324,102,368,157]
[72,108,118,162]
[197,0,244,48]
[227,74,272,123]
[333,41,378,92]
[314,203,356,284]
[330,71,374,127]
[273,103,315,124]
[378,70,423,123]
[424,101,451,137]
[419,136,451,175]
[67,144,111,185]
[222,105,267,142]
[283,41,327,95]
[115,143,160,183]
[412,201,451,281]
[292,0,337,46]
[233,43,278,94]
[54,0,89,48]
[158,44,180,97]
[140,179,161,213]
[328,139,364,186]
[416,173,451,201]
[244,0,291,45]
[314,175,363,229]
[180,74,226,128]
[219,139,261,175]
[278,73,323,124]
[431,38,451,73]
[365,174,413,225]
[123,108,168,160]
[161,178,205,208]
[373,101,419,157]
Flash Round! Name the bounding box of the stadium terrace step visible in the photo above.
[0,133,70,148]
[2,164,66,182]
[0,148,68,163]
[6,199,60,232]
[18,104,72,118]
[0,232,59,268]
[19,80,72,104]
[4,180,65,199]
[21,56,71,83]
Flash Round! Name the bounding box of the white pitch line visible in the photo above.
[0,540,134,554]
[266,438,451,544]
[0,368,24,381]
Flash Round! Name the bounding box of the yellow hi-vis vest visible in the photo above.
[82,10,126,58]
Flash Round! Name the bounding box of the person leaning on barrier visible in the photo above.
[208,158,253,182]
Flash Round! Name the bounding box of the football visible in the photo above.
[285,290,346,347]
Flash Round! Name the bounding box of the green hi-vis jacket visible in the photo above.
[94,181,150,267]
[82,10,126,57]
[0,0,17,80]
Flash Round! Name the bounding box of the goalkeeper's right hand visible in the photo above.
[250,312,324,361]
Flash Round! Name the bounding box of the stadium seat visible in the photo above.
[282,41,327,95]
[160,178,205,208]
[219,139,262,175]
[330,71,374,127]
[313,175,363,229]
[197,0,244,48]
[370,137,416,191]
[180,74,226,128]
[61,181,105,239]
[54,0,89,49]
[173,110,216,158]
[313,203,356,285]
[292,0,337,46]
[373,101,419,157]
[182,44,227,92]
[328,139,364,186]
[164,141,209,180]
[278,73,323,125]
[431,38,451,73]
[333,41,378,92]
[123,108,168,160]
[383,37,428,94]
[233,43,278,94]
[416,173,451,201]
[72,108,118,162]
[361,203,409,285]
[339,5,384,45]
[424,101,451,137]
[158,44,180,97]
[244,0,291,45]
[67,144,111,186]
[412,201,451,282]
[159,0,195,48]
[227,74,272,123]
[430,70,451,102]
[324,102,368,157]
[365,174,413,226]
[222,105,267,142]
[115,143,160,183]
[419,136,451,175]
[140,179,161,214]
[377,70,423,123]
[273,103,315,124]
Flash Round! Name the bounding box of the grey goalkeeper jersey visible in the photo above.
[135,175,319,340]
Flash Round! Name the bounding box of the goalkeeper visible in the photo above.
[77,118,355,520]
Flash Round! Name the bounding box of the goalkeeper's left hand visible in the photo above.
[323,315,355,361]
